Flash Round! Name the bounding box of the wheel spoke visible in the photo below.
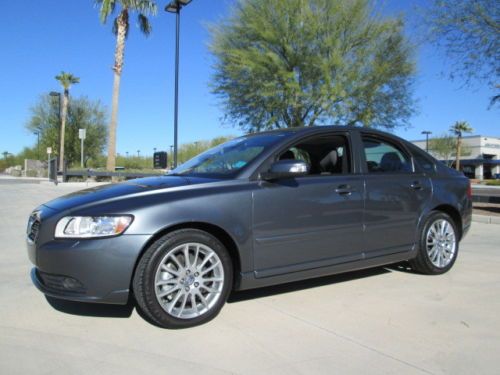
[183,244,191,268]
[161,264,180,276]
[200,284,220,294]
[157,285,180,298]
[167,290,183,313]
[193,245,200,268]
[201,277,224,283]
[195,290,209,309]
[190,294,198,316]
[156,279,176,287]
[201,260,221,275]
[198,252,215,270]
[168,254,183,271]
[177,294,188,317]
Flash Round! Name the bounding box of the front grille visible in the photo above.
[27,213,40,243]
[28,220,40,242]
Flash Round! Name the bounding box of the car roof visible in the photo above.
[243,125,405,141]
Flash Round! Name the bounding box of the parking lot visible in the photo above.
[1,181,499,375]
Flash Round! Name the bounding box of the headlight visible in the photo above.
[55,216,133,238]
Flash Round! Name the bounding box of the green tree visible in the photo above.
[96,0,157,172]
[210,0,415,132]
[425,0,499,106]
[26,95,108,167]
[177,136,234,165]
[428,133,456,167]
[450,121,473,171]
[55,71,80,170]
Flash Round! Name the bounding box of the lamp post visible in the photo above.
[165,0,192,169]
[49,91,61,170]
[33,131,40,160]
[421,130,432,152]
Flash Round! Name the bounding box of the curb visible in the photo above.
[39,181,109,188]
[472,214,500,225]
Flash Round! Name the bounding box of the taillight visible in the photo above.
[467,180,472,199]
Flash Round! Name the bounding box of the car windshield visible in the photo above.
[169,133,288,177]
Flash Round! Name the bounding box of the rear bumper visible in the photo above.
[28,234,151,305]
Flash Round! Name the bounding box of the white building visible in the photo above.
[412,135,500,179]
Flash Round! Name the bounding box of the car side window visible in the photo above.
[278,134,351,176]
[411,148,436,174]
[363,137,412,173]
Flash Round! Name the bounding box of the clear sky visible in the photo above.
[0,0,498,156]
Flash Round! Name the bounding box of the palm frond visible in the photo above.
[138,13,152,36]
[55,71,80,89]
[131,0,157,16]
[96,0,116,24]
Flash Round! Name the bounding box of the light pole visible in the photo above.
[33,131,40,160]
[166,0,192,169]
[421,131,432,152]
[49,91,61,169]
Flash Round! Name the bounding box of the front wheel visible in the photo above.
[410,211,459,275]
[133,229,233,328]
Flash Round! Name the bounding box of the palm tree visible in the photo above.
[450,121,473,171]
[55,71,80,170]
[96,0,157,171]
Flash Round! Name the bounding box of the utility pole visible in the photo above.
[421,131,432,152]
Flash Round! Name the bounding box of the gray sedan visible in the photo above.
[27,126,472,328]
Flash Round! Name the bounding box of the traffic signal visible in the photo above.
[154,151,168,169]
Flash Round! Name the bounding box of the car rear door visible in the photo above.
[251,131,365,277]
[361,133,432,257]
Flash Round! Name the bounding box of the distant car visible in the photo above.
[27,126,472,328]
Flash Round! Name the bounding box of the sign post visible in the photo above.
[47,147,52,182]
[78,129,86,168]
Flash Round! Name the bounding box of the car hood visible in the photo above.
[42,175,219,212]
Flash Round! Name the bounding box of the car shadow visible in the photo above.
[228,267,391,303]
[45,296,134,318]
[44,266,403,322]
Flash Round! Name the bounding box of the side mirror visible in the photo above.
[261,160,310,181]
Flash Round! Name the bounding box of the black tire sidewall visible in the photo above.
[134,229,233,328]
[418,212,459,274]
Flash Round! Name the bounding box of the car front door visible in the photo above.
[251,132,365,278]
[361,134,432,257]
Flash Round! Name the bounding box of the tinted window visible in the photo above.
[278,134,351,175]
[412,147,436,174]
[363,137,412,173]
[171,133,287,177]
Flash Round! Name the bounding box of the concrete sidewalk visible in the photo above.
[1,183,499,374]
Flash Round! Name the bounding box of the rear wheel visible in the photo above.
[133,229,233,328]
[410,211,459,274]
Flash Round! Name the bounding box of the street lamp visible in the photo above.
[33,131,40,160]
[49,91,62,170]
[421,131,432,152]
[165,0,193,169]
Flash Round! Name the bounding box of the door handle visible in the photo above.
[410,181,423,190]
[335,184,354,195]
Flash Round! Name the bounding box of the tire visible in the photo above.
[133,229,233,328]
[409,211,459,275]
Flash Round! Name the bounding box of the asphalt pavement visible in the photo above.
[1,182,499,375]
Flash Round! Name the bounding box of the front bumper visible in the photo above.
[28,234,151,305]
